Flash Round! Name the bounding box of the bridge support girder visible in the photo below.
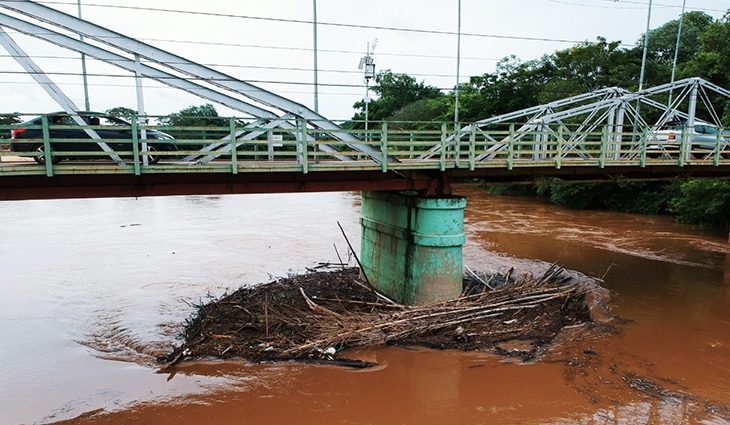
[360,191,466,305]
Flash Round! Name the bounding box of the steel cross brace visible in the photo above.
[0,26,124,164]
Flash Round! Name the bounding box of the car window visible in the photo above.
[49,115,75,125]
[98,116,129,127]
[48,115,130,127]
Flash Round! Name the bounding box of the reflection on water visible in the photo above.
[1,186,729,424]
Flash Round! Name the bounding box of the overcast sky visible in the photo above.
[0,0,727,121]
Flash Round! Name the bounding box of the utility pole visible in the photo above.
[77,0,90,110]
[638,0,653,94]
[312,0,319,113]
[454,0,462,127]
[634,0,653,137]
[359,43,375,142]
[668,0,687,107]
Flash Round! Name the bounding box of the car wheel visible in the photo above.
[146,145,160,165]
[33,145,60,165]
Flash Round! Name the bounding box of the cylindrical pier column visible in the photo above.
[360,191,466,305]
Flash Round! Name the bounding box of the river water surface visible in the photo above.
[1,185,729,424]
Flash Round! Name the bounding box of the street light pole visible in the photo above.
[313,0,319,113]
[359,43,375,142]
[454,0,462,127]
[634,0,653,137]
[77,0,90,110]
[668,0,687,106]
[638,0,653,94]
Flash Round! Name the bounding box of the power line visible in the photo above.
[0,53,478,80]
[547,0,646,9]
[0,69,370,87]
[29,0,632,46]
[141,37,504,62]
[0,69,479,91]
[0,70,640,96]
[0,30,503,61]
[592,0,727,13]
[0,79,366,96]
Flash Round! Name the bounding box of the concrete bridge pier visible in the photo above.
[360,191,467,305]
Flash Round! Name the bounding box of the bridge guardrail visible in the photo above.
[0,113,728,177]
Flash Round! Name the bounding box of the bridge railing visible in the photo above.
[0,113,728,177]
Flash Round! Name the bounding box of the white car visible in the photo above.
[647,124,730,158]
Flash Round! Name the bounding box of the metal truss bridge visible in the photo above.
[0,1,729,200]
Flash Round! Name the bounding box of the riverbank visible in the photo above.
[488,179,730,232]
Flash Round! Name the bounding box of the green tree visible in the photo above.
[350,71,443,127]
[647,11,714,63]
[386,97,451,129]
[0,113,20,140]
[0,113,20,125]
[105,106,138,121]
[679,11,730,88]
[158,104,228,127]
[669,180,730,230]
[467,56,554,118]
[550,38,638,93]
[158,104,229,140]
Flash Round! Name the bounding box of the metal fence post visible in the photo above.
[440,122,447,171]
[131,114,141,175]
[41,114,53,177]
[678,125,687,167]
[299,118,308,174]
[640,127,648,168]
[454,122,461,168]
[507,123,515,170]
[409,132,415,159]
[229,117,238,174]
[599,125,607,168]
[469,125,476,171]
[380,122,388,173]
[555,126,563,169]
[714,128,722,167]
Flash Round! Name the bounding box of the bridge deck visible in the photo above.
[1,119,729,200]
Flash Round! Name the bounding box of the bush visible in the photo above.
[669,180,730,230]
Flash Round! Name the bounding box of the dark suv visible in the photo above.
[9,112,177,164]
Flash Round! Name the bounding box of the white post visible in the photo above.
[638,0,653,94]
[615,104,625,160]
[634,0,653,136]
[454,0,461,127]
[668,0,687,106]
[312,0,319,113]
[77,0,90,111]
[134,54,148,166]
[685,80,698,161]
[364,42,370,143]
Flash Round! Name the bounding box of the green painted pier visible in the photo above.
[360,191,467,305]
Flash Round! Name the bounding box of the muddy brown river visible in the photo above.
[1,185,729,424]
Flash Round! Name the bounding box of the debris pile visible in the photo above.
[162,264,604,366]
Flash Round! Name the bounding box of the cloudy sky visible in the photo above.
[0,0,727,121]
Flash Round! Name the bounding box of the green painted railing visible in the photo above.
[0,113,728,177]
